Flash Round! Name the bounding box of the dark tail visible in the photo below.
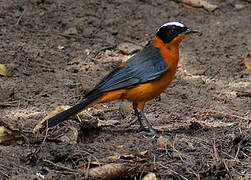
[42,94,103,128]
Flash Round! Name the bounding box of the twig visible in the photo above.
[158,163,188,180]
[41,122,49,147]
[85,159,91,179]
[50,170,78,175]
[213,131,220,162]
[43,159,77,173]
[222,159,233,179]
[222,152,251,166]
[0,170,9,178]
[234,142,241,160]
[0,101,18,107]
[16,9,25,25]
[186,167,200,180]
[73,149,100,166]
[169,135,185,162]
[234,135,246,160]
[33,121,49,155]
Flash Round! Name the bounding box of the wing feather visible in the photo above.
[86,45,168,96]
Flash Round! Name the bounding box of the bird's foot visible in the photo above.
[137,124,147,132]
[136,110,159,137]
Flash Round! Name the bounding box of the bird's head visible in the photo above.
[155,21,198,46]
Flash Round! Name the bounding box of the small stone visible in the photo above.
[82,28,93,38]
[157,136,168,148]
[92,108,104,117]
[171,151,181,159]
[187,142,196,151]
[160,93,169,103]
[119,102,133,118]
[63,27,78,35]
[58,45,66,50]
[234,3,246,10]
[118,42,142,55]
[142,172,157,180]
[85,49,91,56]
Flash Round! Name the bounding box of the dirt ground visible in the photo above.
[0,0,250,179]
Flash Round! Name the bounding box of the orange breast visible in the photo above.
[124,64,177,103]
[124,36,182,103]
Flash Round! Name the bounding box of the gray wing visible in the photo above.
[85,45,168,96]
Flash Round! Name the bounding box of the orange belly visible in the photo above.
[124,69,176,103]
[90,68,176,107]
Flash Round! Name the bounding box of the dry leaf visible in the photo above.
[175,0,218,11]
[83,163,132,179]
[33,105,70,133]
[0,126,23,145]
[244,53,251,70]
[0,64,12,77]
[143,172,157,180]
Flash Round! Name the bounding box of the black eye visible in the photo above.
[170,28,176,35]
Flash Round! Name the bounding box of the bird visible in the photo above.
[40,21,198,136]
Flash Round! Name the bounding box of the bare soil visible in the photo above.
[0,0,250,179]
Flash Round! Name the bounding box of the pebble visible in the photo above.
[234,3,246,10]
[142,172,157,180]
[63,27,78,35]
[119,102,133,118]
[118,42,142,55]
[160,93,169,103]
[157,136,168,148]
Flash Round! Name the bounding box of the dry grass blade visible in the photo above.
[213,132,220,162]
[43,159,77,173]
[0,101,18,107]
[158,163,189,180]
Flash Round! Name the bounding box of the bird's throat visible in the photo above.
[154,36,180,68]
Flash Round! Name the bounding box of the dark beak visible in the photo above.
[183,28,199,34]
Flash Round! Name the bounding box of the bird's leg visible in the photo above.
[133,104,159,137]
[123,104,144,129]
[132,104,145,131]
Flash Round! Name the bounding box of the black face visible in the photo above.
[156,25,188,43]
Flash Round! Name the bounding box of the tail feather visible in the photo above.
[42,94,103,128]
